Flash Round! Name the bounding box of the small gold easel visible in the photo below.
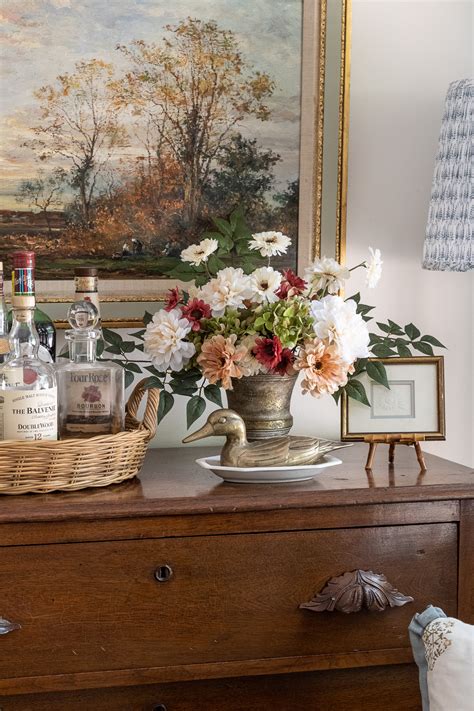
[364,434,427,471]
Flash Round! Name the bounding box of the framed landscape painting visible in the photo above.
[0,0,342,315]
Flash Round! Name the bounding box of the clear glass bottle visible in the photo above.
[0,255,58,441]
[57,301,124,439]
[0,262,10,365]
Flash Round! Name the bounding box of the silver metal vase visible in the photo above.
[226,372,298,440]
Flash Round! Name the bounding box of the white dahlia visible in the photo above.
[249,231,292,258]
[249,266,282,303]
[239,335,265,376]
[198,267,253,316]
[144,308,196,372]
[311,295,370,364]
[180,238,218,266]
[305,257,350,294]
[365,247,383,288]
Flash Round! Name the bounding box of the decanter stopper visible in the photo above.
[68,300,99,331]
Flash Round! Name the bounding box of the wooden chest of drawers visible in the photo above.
[0,445,472,710]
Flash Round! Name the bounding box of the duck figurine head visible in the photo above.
[183,409,246,445]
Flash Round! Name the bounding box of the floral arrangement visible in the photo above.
[102,210,444,426]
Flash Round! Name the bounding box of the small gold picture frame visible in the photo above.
[341,357,445,470]
[341,356,446,441]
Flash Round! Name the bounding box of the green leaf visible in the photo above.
[120,340,136,353]
[371,344,397,358]
[157,390,174,423]
[332,389,342,404]
[346,292,361,304]
[102,327,123,346]
[145,365,166,377]
[143,376,163,389]
[103,343,122,355]
[204,384,223,407]
[96,340,105,357]
[366,360,390,389]
[130,329,145,339]
[345,379,371,407]
[124,370,135,389]
[376,322,393,334]
[186,395,206,429]
[405,323,421,340]
[170,380,198,396]
[207,254,227,274]
[413,341,434,356]
[123,362,142,373]
[387,319,404,335]
[143,311,153,325]
[212,216,233,238]
[397,343,412,357]
[352,357,368,376]
[420,335,446,348]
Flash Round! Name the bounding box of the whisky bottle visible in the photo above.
[0,262,9,365]
[9,252,56,362]
[0,254,57,441]
[57,301,124,439]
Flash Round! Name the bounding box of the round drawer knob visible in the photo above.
[153,705,167,711]
[154,565,173,582]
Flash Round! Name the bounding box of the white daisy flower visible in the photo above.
[144,308,196,372]
[249,266,282,303]
[249,231,292,258]
[198,267,253,316]
[311,295,370,364]
[305,257,350,294]
[365,247,383,288]
[180,238,219,266]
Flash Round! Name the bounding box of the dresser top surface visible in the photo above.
[0,443,472,523]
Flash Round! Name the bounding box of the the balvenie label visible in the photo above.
[0,387,57,441]
[66,371,111,416]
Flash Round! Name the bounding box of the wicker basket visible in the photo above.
[0,379,160,495]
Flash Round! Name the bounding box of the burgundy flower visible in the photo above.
[164,287,181,312]
[276,269,307,299]
[253,336,283,370]
[181,298,212,332]
[272,348,295,375]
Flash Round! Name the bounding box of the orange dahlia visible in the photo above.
[294,339,349,396]
[197,334,250,390]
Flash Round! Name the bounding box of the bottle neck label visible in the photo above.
[12,267,34,297]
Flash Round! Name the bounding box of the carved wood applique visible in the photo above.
[300,569,414,614]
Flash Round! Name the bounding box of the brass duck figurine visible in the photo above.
[183,409,352,468]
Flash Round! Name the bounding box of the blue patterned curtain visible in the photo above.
[422,79,473,271]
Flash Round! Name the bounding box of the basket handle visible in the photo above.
[125,379,160,441]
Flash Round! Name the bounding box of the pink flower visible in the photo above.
[82,385,102,403]
[294,339,349,396]
[181,298,212,332]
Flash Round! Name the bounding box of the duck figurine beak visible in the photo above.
[182,422,214,444]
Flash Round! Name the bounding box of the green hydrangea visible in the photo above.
[250,299,314,348]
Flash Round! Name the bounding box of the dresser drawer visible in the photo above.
[1,666,422,710]
[0,524,456,679]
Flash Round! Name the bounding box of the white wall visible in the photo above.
[152,0,474,467]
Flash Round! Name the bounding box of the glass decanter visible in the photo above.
[57,301,124,439]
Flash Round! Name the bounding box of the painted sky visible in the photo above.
[0,0,302,209]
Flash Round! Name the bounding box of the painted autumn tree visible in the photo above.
[26,59,128,226]
[115,18,275,229]
[15,168,66,236]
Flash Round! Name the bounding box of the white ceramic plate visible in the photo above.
[196,454,342,484]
